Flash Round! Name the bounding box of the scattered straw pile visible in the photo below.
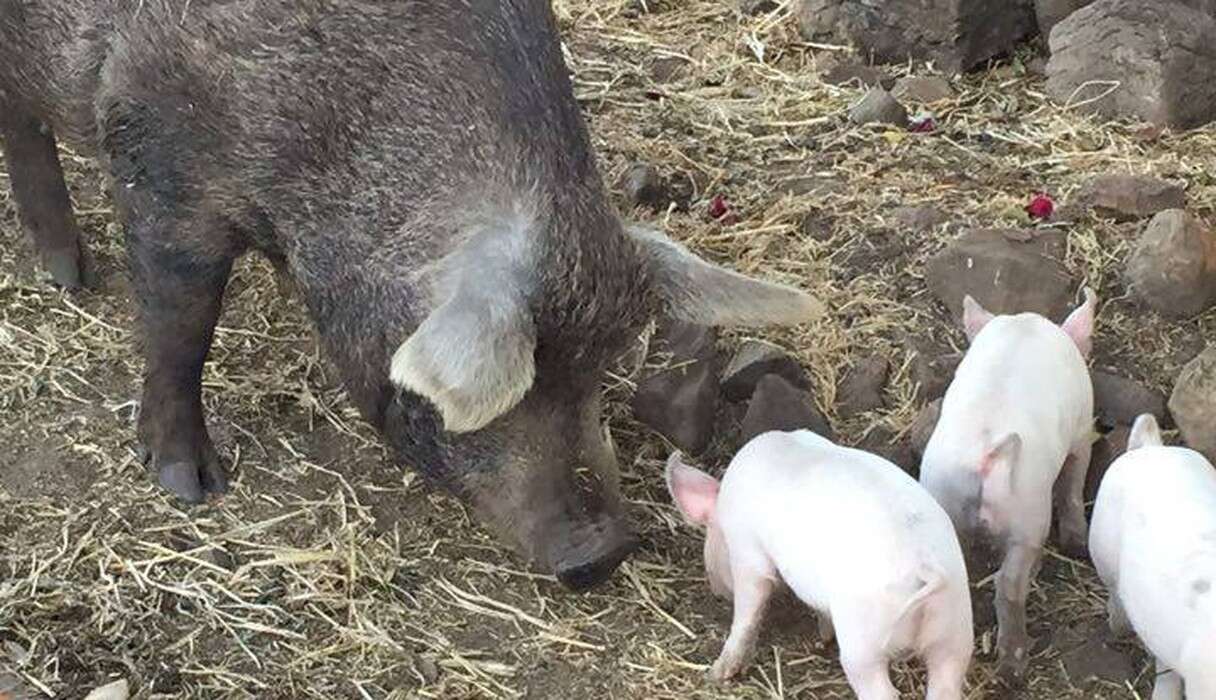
[3,0,1215,697]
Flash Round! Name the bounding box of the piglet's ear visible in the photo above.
[1127,413,1163,451]
[1060,287,1097,359]
[665,452,720,527]
[978,432,1022,493]
[962,295,995,343]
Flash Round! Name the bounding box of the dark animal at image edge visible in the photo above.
[0,0,824,589]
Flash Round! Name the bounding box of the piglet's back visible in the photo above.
[1106,446,1216,560]
[723,431,964,582]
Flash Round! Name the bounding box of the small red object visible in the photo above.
[1026,192,1054,220]
[909,116,937,133]
[708,194,731,220]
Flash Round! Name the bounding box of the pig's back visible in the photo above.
[1104,447,1216,662]
[724,431,966,603]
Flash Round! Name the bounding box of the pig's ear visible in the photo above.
[390,295,536,433]
[390,221,538,433]
[1060,287,1097,358]
[978,432,1022,491]
[1127,414,1163,451]
[962,295,995,342]
[627,224,826,327]
[665,452,720,527]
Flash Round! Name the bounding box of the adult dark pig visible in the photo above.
[0,0,825,589]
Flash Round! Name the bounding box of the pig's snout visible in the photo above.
[552,518,638,591]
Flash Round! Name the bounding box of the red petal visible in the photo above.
[1025,193,1055,220]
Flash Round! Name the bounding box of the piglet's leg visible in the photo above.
[1106,594,1131,638]
[840,648,898,700]
[710,570,775,681]
[995,542,1040,685]
[817,610,835,644]
[1150,660,1182,700]
[1054,439,1092,557]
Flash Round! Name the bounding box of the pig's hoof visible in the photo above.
[43,246,84,290]
[145,450,229,503]
[995,648,1030,687]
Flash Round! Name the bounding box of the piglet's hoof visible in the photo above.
[140,445,229,503]
[708,652,745,682]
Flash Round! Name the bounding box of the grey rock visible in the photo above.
[926,228,1074,322]
[1046,0,1216,129]
[619,163,666,210]
[1169,345,1216,462]
[1076,174,1186,221]
[1035,0,1094,39]
[837,355,890,418]
[741,375,834,444]
[1127,209,1216,318]
[1092,370,1169,428]
[797,0,1037,73]
[848,88,909,127]
[910,399,943,462]
[721,340,808,402]
[632,322,720,454]
[1086,425,1130,502]
[892,76,955,104]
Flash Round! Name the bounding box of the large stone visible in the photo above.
[632,322,719,454]
[1046,0,1216,129]
[912,351,962,403]
[892,76,955,104]
[926,228,1074,322]
[1126,210,1216,318]
[820,59,892,89]
[909,399,943,462]
[618,163,666,210]
[740,375,834,445]
[860,427,917,475]
[1086,425,1130,502]
[1075,175,1186,222]
[837,355,891,418]
[1169,345,1216,462]
[1035,0,1094,38]
[797,0,1037,73]
[848,88,909,127]
[1092,370,1169,428]
[720,340,808,402]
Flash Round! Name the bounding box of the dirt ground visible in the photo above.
[3,1,1216,698]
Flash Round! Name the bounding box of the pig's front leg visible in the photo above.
[0,104,87,288]
[710,571,775,681]
[994,541,1041,684]
[1054,440,1092,557]
[1150,660,1183,700]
